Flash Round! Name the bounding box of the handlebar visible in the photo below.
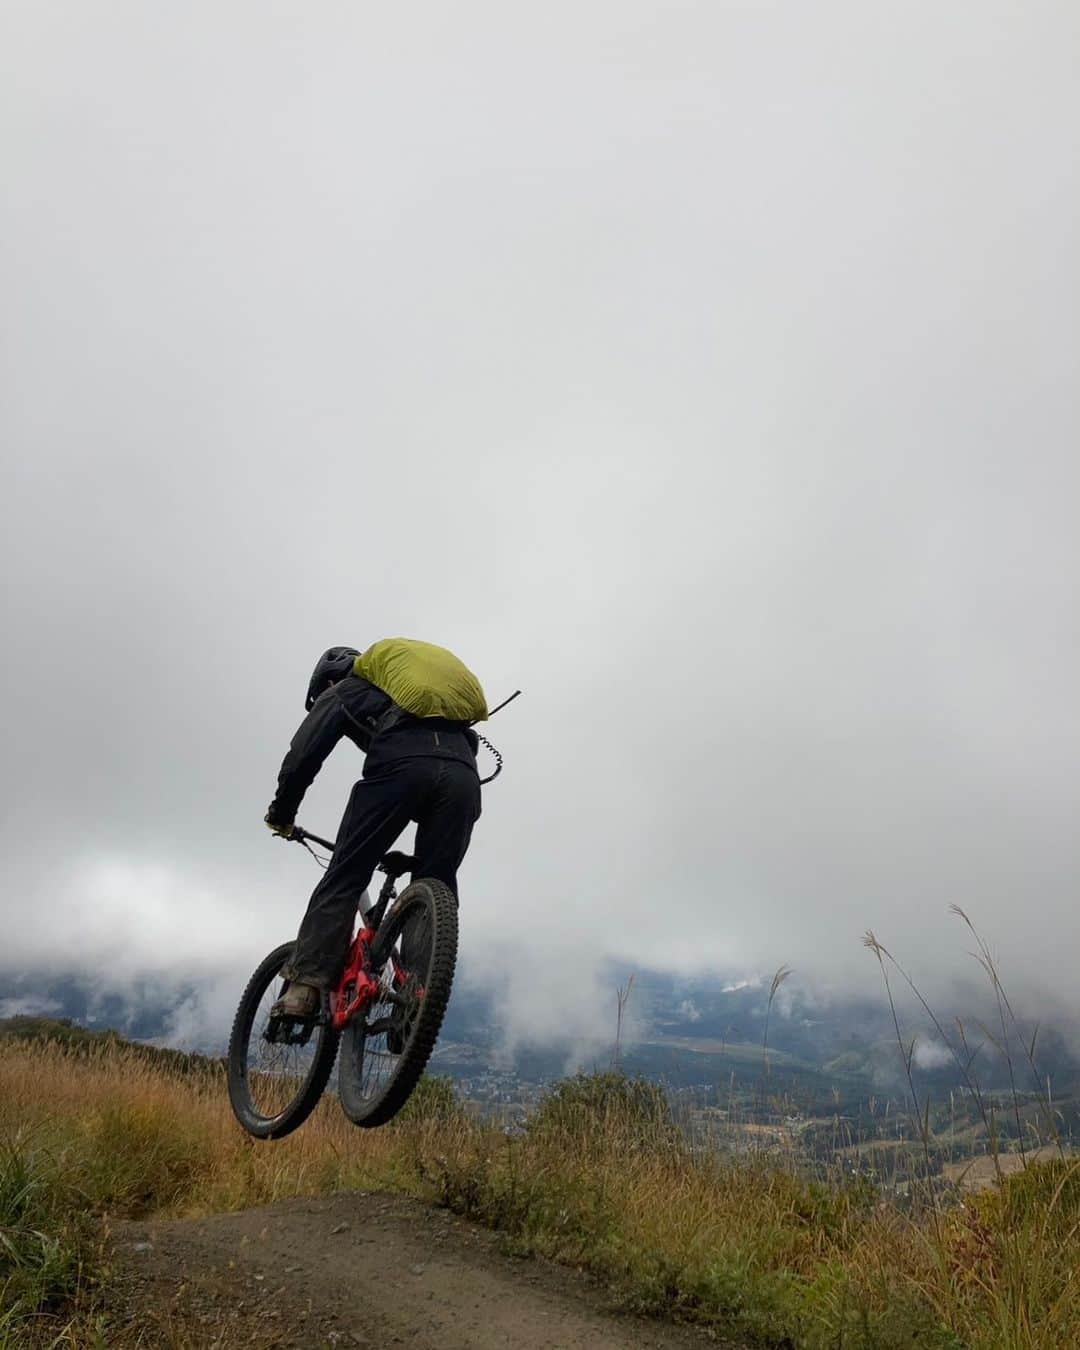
[292,825,335,852]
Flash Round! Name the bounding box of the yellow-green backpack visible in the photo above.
[353,638,488,723]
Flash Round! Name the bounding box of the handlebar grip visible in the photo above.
[293,826,336,852]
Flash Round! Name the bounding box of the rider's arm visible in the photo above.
[266,689,348,826]
[266,676,394,826]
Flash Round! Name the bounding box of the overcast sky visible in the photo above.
[2,2,1078,1045]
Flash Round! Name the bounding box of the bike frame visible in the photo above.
[289,827,411,1035]
[329,919,383,1031]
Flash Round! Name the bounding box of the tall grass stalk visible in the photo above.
[864,920,1080,1349]
[950,906,1065,1159]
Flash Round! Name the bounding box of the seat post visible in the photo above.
[363,876,393,933]
[365,853,414,932]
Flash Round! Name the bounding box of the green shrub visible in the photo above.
[395,1074,464,1127]
[995,1158,1080,1239]
[529,1072,676,1152]
[0,1140,94,1339]
[80,1101,210,1216]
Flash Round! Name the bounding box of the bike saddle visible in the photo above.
[378,851,415,878]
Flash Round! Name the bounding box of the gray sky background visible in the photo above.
[2,2,1078,1046]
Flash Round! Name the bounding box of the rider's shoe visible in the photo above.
[272,981,320,1019]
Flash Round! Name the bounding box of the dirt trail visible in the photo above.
[111,1190,734,1349]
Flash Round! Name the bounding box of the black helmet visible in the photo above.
[305,646,360,711]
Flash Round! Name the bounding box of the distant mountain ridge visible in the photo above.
[3,963,1077,1105]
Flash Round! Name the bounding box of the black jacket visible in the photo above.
[266,674,479,826]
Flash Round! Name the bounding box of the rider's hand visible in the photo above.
[264,812,296,840]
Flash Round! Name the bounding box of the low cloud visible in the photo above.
[0,995,62,1019]
[2,1,1078,1046]
[912,1039,954,1072]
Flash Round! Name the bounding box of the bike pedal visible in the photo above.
[265,1013,317,1047]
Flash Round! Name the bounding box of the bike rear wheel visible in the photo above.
[338,878,458,1128]
[227,941,340,1139]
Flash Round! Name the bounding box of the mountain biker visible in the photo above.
[264,643,483,1018]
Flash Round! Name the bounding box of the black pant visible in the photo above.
[287,757,481,988]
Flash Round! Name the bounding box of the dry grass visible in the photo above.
[0,1039,462,1226]
[2,1041,1078,1348]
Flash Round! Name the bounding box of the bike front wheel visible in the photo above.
[338,878,458,1128]
[227,941,340,1139]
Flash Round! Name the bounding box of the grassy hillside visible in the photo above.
[0,1015,222,1076]
[1,1025,1078,1348]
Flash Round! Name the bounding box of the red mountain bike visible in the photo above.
[227,830,457,1139]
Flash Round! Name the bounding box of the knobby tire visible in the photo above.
[338,878,458,1128]
[227,941,340,1140]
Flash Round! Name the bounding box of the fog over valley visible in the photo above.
[2,2,1078,1077]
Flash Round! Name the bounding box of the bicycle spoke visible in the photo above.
[228,942,339,1139]
[238,969,328,1122]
